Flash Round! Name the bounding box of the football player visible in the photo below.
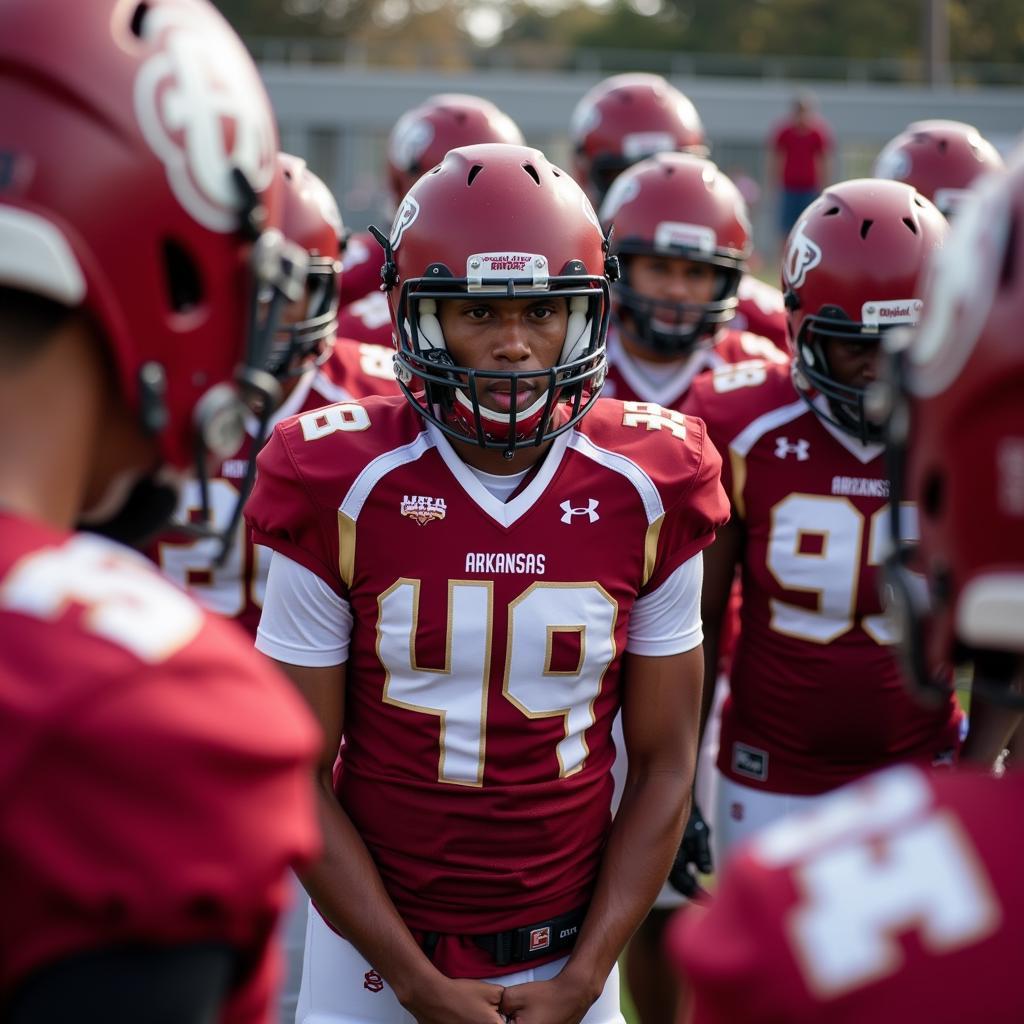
[147,150,399,1024]
[598,150,784,1024]
[570,72,788,350]
[682,179,964,866]
[150,151,399,636]
[246,143,729,1024]
[667,149,1024,1024]
[873,119,1005,219]
[337,93,525,347]
[0,2,320,1022]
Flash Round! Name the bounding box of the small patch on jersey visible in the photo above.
[401,495,447,525]
[733,742,769,782]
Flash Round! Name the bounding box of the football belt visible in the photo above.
[471,903,588,967]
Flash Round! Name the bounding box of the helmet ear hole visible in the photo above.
[162,239,203,314]
[130,2,150,37]
[921,469,945,520]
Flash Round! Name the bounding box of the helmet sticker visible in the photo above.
[389,195,420,250]
[466,252,548,290]
[622,131,675,160]
[654,221,716,255]
[134,4,276,232]
[861,298,923,330]
[783,221,823,289]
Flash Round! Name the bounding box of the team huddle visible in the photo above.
[1,2,1021,1024]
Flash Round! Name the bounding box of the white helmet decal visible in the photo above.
[389,114,435,172]
[390,195,420,250]
[134,3,276,233]
[783,221,823,290]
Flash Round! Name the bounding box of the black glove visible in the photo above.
[667,802,713,898]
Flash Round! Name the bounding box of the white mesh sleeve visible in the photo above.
[626,552,704,657]
[255,552,353,667]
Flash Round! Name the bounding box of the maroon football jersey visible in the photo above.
[735,273,788,351]
[337,289,394,348]
[0,514,320,1018]
[149,341,399,636]
[247,395,728,976]
[338,229,384,307]
[602,326,782,674]
[602,326,786,410]
[684,361,961,795]
[668,764,1024,1024]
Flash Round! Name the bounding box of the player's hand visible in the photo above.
[667,801,713,898]
[499,975,595,1024]
[402,975,505,1024]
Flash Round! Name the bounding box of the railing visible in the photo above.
[245,36,1024,87]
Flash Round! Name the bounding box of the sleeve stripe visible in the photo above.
[339,429,434,522]
[567,431,665,526]
[729,398,806,458]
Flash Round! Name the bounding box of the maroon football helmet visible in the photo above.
[782,179,947,443]
[884,154,1024,707]
[374,144,615,454]
[873,120,1005,218]
[571,73,707,205]
[386,94,525,206]
[269,153,344,378]
[0,0,307,543]
[600,153,751,355]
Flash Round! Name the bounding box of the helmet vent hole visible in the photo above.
[467,164,484,186]
[162,239,203,314]
[824,206,840,216]
[938,139,948,154]
[902,217,918,234]
[522,163,541,186]
[922,470,944,520]
[1000,213,1017,288]
[860,219,874,239]
[552,169,562,177]
[130,2,150,37]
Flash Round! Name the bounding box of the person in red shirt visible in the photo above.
[771,95,834,241]
[247,142,729,1024]
[0,2,321,1022]
[668,147,1024,1024]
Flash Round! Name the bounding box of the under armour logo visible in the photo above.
[560,499,600,524]
[775,436,810,461]
[363,969,384,993]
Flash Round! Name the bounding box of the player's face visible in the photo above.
[439,296,569,414]
[629,255,717,307]
[822,336,881,389]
